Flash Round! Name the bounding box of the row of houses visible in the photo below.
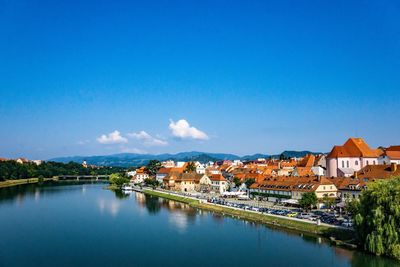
[128,137,400,204]
[249,162,399,203]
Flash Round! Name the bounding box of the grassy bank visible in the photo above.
[143,190,199,205]
[144,189,356,248]
[0,178,55,188]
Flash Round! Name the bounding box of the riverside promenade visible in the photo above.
[141,187,352,231]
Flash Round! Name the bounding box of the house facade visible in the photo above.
[131,167,149,184]
[378,146,400,165]
[163,173,211,193]
[249,176,338,203]
[156,168,171,184]
[210,174,229,193]
[326,138,380,177]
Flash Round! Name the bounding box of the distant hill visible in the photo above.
[241,151,322,161]
[279,150,322,159]
[50,150,322,167]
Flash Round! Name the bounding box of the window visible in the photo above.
[347,161,349,168]
[355,160,358,166]
[367,160,369,165]
[342,161,345,168]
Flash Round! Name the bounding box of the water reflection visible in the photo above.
[114,189,130,199]
[131,192,400,266]
[1,184,398,267]
[134,194,197,232]
[350,253,398,267]
[97,197,121,217]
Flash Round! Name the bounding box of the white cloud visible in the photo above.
[97,130,128,144]
[169,119,209,140]
[127,131,168,146]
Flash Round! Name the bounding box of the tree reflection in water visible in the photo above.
[114,189,130,199]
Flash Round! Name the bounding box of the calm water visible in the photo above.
[0,182,397,267]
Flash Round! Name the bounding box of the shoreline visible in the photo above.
[143,189,357,249]
[0,178,56,189]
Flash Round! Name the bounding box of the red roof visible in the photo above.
[327,138,379,158]
[210,174,226,181]
[384,146,400,160]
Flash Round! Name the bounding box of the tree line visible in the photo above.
[0,160,126,181]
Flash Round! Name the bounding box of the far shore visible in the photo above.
[0,178,57,189]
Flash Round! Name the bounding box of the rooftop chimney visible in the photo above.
[391,163,397,172]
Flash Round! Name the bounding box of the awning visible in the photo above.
[281,199,299,204]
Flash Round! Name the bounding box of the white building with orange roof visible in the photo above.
[378,146,400,165]
[131,167,149,184]
[326,138,380,177]
[162,160,175,168]
[210,174,229,193]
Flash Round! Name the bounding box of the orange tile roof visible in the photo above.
[294,167,315,177]
[210,174,227,181]
[327,138,379,158]
[383,146,400,160]
[157,168,172,174]
[251,176,335,193]
[298,154,315,167]
[356,164,400,180]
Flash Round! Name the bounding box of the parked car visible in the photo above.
[297,213,312,220]
[286,212,298,217]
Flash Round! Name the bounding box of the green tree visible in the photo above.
[146,160,162,177]
[184,162,196,173]
[244,178,256,188]
[354,176,400,260]
[299,192,318,211]
[109,173,129,187]
[322,196,335,210]
[344,198,360,215]
[233,177,241,187]
[144,178,159,188]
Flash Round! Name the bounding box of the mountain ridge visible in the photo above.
[50,150,323,167]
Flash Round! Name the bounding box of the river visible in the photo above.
[0,182,397,267]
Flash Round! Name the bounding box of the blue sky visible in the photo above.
[1,0,399,159]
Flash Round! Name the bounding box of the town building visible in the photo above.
[163,173,211,192]
[326,138,381,177]
[331,163,400,201]
[249,176,338,204]
[162,160,176,168]
[210,174,229,193]
[156,168,172,184]
[131,167,149,184]
[378,146,400,165]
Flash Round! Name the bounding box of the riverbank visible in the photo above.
[0,178,57,189]
[143,189,357,248]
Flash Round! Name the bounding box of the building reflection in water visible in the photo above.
[133,193,198,232]
[97,198,121,217]
[34,189,40,202]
